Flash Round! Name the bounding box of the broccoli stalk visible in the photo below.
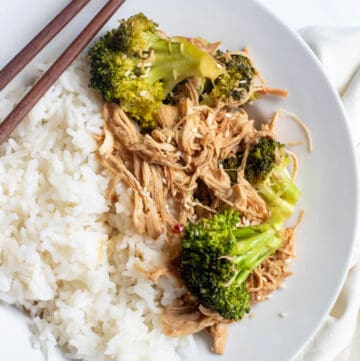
[256,155,300,219]
[146,38,223,94]
[180,209,283,320]
[89,13,224,131]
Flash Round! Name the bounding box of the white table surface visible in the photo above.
[257,0,360,29]
[0,1,359,360]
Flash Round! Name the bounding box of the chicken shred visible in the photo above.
[161,303,223,337]
[209,322,229,355]
[98,100,274,239]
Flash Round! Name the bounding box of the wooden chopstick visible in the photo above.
[0,0,126,146]
[0,0,91,91]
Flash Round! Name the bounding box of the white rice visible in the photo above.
[0,57,193,361]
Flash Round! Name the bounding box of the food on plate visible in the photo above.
[93,13,301,354]
[180,208,283,321]
[0,12,305,361]
[88,13,223,131]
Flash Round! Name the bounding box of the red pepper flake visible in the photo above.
[173,224,184,234]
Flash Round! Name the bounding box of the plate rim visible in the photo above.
[251,0,360,358]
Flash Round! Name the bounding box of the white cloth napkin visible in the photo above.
[294,27,360,361]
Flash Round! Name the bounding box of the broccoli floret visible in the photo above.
[221,137,277,184]
[245,137,279,184]
[203,51,255,106]
[180,209,283,320]
[89,13,224,131]
[222,155,241,183]
[244,138,300,219]
[110,12,158,54]
[222,137,300,219]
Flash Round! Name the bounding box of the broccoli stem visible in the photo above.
[232,226,282,284]
[146,38,224,94]
[257,166,300,219]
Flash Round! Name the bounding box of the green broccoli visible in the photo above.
[244,137,279,184]
[256,148,300,220]
[222,155,241,184]
[222,137,300,220]
[89,13,224,131]
[202,51,256,106]
[180,209,283,320]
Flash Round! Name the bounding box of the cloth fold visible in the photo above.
[294,27,360,361]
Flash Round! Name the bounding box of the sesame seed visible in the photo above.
[194,230,199,236]
[176,151,182,157]
[192,127,198,133]
[165,204,170,211]
[256,295,262,301]
[124,70,131,77]
[195,133,202,139]
[279,284,287,290]
[139,90,148,97]
[279,312,287,318]
[239,80,247,84]
[236,222,241,228]
[216,63,223,69]
[130,75,137,79]
[225,113,232,118]
[122,54,127,59]
[191,202,198,207]
[162,178,167,185]
[262,277,267,283]
[166,136,172,143]
[180,43,184,53]
[285,259,292,264]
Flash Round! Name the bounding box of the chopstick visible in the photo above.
[0,0,126,146]
[0,0,91,91]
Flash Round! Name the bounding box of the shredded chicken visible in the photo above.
[256,87,288,97]
[209,322,229,355]
[98,99,274,239]
[279,109,314,152]
[162,302,223,337]
[161,296,230,355]
[135,262,181,284]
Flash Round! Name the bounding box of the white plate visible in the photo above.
[0,1,359,361]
